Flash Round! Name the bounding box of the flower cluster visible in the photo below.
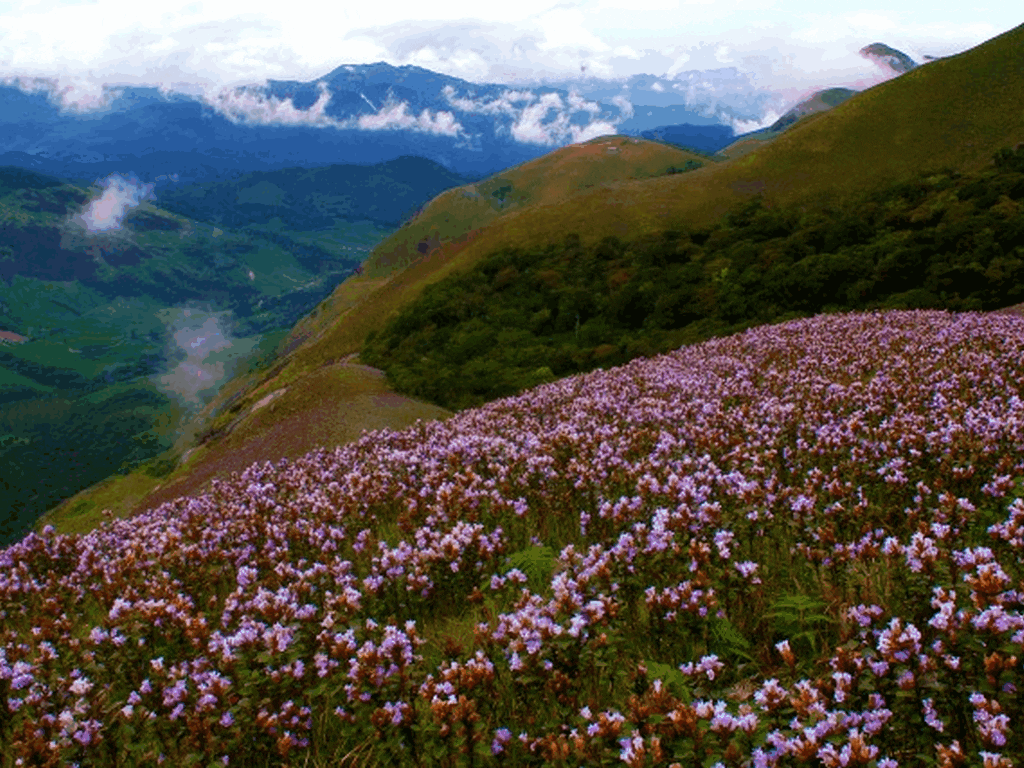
[2,309,1024,766]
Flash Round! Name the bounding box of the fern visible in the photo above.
[768,593,831,656]
[708,615,754,663]
[504,546,556,592]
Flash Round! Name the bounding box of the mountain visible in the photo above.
[0,63,634,185]
[31,21,1024,537]
[765,87,859,133]
[637,124,736,154]
[715,87,859,160]
[145,155,475,231]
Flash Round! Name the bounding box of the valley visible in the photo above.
[0,157,474,544]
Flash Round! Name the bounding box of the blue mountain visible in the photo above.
[0,63,637,186]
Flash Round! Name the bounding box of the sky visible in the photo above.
[0,0,1017,116]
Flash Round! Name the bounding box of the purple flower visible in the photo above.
[492,727,512,754]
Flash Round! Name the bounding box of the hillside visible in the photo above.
[359,145,1024,409]
[715,87,859,161]
[359,135,709,277]
[6,310,1024,766]
[295,20,1024,371]
[151,156,478,231]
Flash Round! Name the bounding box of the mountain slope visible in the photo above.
[1,165,407,544]
[717,41,918,160]
[359,135,707,275]
[151,156,477,231]
[11,310,1024,766]
[256,21,1024,410]
[715,87,860,160]
[383,20,1024,264]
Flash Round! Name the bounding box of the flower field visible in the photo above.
[2,309,1024,767]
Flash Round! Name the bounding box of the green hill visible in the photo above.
[0,167,392,544]
[151,155,478,231]
[361,146,1024,409]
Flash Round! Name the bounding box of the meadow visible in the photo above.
[2,309,1022,766]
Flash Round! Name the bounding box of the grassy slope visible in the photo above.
[39,359,453,533]
[39,22,1024,536]
[361,136,711,277]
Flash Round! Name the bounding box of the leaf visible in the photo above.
[505,546,556,590]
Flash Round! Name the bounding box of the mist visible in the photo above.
[154,306,260,414]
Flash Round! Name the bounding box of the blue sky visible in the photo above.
[0,1,1017,119]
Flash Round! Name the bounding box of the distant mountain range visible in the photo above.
[0,64,630,185]
[0,43,920,188]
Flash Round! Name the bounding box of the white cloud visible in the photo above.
[155,307,257,409]
[507,91,619,145]
[349,101,464,136]
[442,84,615,146]
[442,84,536,116]
[206,80,339,127]
[729,107,784,134]
[535,8,610,53]
[569,119,619,144]
[1,74,120,112]
[76,173,155,233]
[844,12,899,33]
[610,93,634,118]
[568,88,601,115]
